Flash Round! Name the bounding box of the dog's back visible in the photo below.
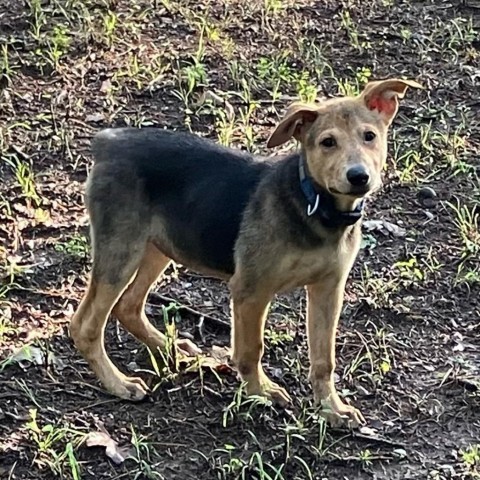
[88,128,271,274]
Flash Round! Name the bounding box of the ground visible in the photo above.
[0,0,479,479]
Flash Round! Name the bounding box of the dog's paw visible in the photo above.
[176,338,202,357]
[108,375,149,401]
[320,399,365,429]
[263,382,292,406]
[246,378,292,406]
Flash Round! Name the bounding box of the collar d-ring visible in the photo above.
[307,194,320,216]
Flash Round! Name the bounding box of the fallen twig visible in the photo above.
[148,292,231,329]
[352,432,407,448]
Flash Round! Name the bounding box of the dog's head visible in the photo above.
[267,79,423,205]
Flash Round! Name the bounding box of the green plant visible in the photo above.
[215,109,236,147]
[432,129,471,176]
[344,321,395,386]
[340,11,357,43]
[260,0,286,32]
[256,52,295,101]
[172,25,208,117]
[396,150,425,184]
[264,0,284,16]
[456,264,480,286]
[295,39,333,80]
[128,426,163,479]
[5,157,41,208]
[205,444,288,479]
[357,264,400,309]
[26,409,84,478]
[222,383,272,427]
[461,444,480,471]
[400,28,412,42]
[359,449,373,466]
[339,11,372,51]
[296,72,317,103]
[217,444,244,476]
[394,257,424,284]
[449,202,480,259]
[46,24,70,70]
[337,67,372,97]
[1,254,29,286]
[1,44,15,84]
[54,234,89,258]
[28,0,45,41]
[103,10,117,48]
[265,328,293,347]
[115,50,167,92]
[238,102,258,151]
[146,302,181,387]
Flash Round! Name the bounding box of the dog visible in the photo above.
[70,79,422,427]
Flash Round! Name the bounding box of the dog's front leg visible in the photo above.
[230,279,291,405]
[307,278,365,427]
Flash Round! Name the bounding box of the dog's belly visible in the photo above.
[150,212,241,277]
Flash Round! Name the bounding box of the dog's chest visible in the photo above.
[274,238,358,292]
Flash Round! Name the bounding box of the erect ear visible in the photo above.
[361,79,424,125]
[266,103,320,148]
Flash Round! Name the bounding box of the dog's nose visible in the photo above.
[346,165,370,187]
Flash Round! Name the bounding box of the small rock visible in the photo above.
[417,187,437,208]
[127,361,139,371]
[393,448,408,458]
[418,186,437,199]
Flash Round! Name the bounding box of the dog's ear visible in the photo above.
[361,79,423,125]
[266,103,319,148]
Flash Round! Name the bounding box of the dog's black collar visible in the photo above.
[298,156,364,228]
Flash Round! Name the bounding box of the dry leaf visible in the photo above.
[363,219,406,237]
[100,79,112,93]
[181,345,233,374]
[85,431,131,465]
[359,426,378,436]
[86,113,104,123]
[3,345,64,371]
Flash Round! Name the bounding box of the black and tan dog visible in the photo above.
[71,79,421,427]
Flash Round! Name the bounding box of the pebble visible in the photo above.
[418,186,437,199]
[417,186,437,208]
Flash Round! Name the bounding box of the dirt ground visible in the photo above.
[1,1,479,479]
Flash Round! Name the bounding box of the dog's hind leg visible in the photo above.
[71,250,148,400]
[112,242,201,357]
[70,170,152,400]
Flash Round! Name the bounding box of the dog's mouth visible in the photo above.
[330,180,382,198]
[330,186,371,197]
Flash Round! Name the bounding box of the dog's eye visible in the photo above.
[364,131,376,142]
[320,137,336,148]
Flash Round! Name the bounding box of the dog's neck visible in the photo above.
[298,155,364,229]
